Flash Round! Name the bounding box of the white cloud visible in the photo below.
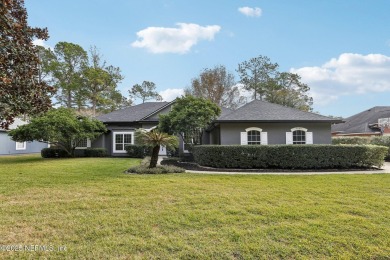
[291,53,390,106]
[32,39,53,50]
[131,23,221,54]
[238,7,262,17]
[159,88,185,101]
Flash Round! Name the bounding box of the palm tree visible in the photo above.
[135,129,179,168]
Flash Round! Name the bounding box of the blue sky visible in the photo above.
[25,0,390,117]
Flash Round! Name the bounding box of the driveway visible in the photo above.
[185,162,390,175]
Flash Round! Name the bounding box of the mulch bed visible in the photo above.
[161,160,381,173]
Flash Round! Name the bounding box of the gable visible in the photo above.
[96,102,170,123]
[141,103,173,121]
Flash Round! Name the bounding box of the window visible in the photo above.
[286,127,313,144]
[292,130,306,144]
[240,127,268,145]
[113,132,134,153]
[15,141,26,150]
[75,138,91,149]
[247,130,261,145]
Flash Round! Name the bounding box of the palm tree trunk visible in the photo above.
[149,145,160,168]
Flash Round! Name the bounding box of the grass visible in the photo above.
[1,154,390,259]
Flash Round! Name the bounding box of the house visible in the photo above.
[0,118,48,155]
[93,100,340,156]
[94,102,173,156]
[332,106,390,137]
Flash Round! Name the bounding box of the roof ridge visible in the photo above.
[139,101,174,121]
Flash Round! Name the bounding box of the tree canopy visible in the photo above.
[82,46,125,115]
[185,65,244,110]
[159,96,221,147]
[39,42,128,114]
[51,41,88,109]
[237,55,313,111]
[0,0,54,129]
[8,108,106,156]
[129,81,162,103]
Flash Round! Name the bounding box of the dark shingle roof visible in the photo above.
[96,102,169,123]
[331,106,390,134]
[217,100,338,122]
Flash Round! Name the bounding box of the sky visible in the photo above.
[25,0,390,118]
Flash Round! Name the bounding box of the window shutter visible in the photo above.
[261,132,268,145]
[306,132,313,144]
[240,132,247,145]
[87,138,91,148]
[286,132,293,144]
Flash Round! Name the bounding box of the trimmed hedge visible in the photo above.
[192,145,388,169]
[41,148,69,158]
[125,145,153,158]
[333,136,390,160]
[332,137,371,145]
[84,148,107,157]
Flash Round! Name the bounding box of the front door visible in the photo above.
[159,145,167,156]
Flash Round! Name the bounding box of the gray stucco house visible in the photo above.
[0,118,48,155]
[92,100,340,156]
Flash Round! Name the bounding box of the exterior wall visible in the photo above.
[0,132,48,155]
[209,126,221,145]
[93,122,162,157]
[219,122,331,145]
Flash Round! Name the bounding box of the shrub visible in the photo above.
[84,148,107,157]
[192,145,388,169]
[125,165,185,174]
[160,157,180,166]
[166,146,179,157]
[332,137,371,145]
[125,145,152,158]
[333,136,390,161]
[41,148,69,158]
[371,136,390,160]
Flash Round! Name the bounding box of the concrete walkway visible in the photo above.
[184,162,390,175]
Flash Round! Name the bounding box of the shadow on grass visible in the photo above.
[0,154,45,164]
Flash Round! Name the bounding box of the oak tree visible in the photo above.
[8,108,106,157]
[159,96,221,149]
[185,65,244,109]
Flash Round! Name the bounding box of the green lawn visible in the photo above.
[1,154,390,259]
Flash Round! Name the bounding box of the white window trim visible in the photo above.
[245,127,263,132]
[113,131,134,153]
[15,141,26,150]
[291,127,308,132]
[287,127,313,145]
[75,138,91,149]
[241,127,268,145]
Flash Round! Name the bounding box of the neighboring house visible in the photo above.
[0,118,48,155]
[94,100,340,156]
[332,106,390,137]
